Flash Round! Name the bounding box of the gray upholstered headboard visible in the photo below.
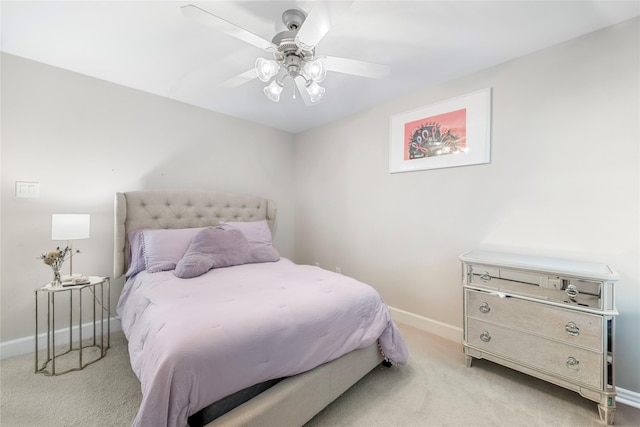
[113,189,277,279]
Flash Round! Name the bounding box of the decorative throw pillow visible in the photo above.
[174,227,253,279]
[219,220,280,262]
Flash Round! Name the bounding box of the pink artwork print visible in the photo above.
[404,108,467,160]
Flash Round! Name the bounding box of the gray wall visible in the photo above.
[1,53,296,342]
[293,18,639,393]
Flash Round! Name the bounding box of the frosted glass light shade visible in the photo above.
[304,59,326,83]
[264,80,284,102]
[255,58,279,82]
[305,81,325,103]
[51,214,90,240]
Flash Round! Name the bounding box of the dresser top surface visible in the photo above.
[459,250,619,281]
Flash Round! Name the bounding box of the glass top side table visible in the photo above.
[35,276,111,376]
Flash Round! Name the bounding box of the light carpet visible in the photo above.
[1,323,639,426]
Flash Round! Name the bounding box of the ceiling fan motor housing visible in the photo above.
[273,9,315,60]
[271,27,314,76]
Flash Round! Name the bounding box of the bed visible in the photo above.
[113,189,408,427]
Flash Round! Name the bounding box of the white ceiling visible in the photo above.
[2,1,639,133]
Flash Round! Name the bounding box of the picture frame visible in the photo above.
[389,88,491,173]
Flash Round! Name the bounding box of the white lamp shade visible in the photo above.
[52,214,90,240]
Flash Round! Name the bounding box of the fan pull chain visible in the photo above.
[292,84,296,99]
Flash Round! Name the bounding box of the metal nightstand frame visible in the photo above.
[35,276,111,376]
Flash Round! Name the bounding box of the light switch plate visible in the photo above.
[16,181,40,198]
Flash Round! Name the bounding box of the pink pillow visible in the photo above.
[125,229,146,278]
[175,226,280,279]
[219,220,276,248]
[220,220,279,265]
[140,227,206,273]
[174,227,253,278]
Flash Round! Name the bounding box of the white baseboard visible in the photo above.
[0,317,121,360]
[389,305,463,343]
[616,386,640,409]
[387,306,640,409]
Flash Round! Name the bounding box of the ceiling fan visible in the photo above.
[181,3,390,105]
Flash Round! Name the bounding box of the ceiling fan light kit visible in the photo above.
[182,3,390,106]
[252,9,328,103]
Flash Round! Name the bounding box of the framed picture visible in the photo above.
[389,88,491,173]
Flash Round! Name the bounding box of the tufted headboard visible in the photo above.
[113,189,277,279]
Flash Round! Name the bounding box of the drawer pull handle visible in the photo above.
[480,272,491,282]
[479,302,491,314]
[566,356,580,371]
[480,331,492,342]
[565,322,580,336]
[565,284,579,298]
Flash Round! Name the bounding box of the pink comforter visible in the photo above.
[117,258,408,427]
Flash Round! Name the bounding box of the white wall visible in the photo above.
[0,53,296,343]
[294,18,639,393]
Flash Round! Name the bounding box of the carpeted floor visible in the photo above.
[1,323,639,426]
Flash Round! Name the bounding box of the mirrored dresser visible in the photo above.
[460,250,618,425]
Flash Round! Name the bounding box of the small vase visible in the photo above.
[51,269,62,287]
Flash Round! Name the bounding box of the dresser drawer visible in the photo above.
[467,319,603,389]
[469,266,603,310]
[466,290,603,351]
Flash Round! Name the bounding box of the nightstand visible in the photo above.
[35,276,111,376]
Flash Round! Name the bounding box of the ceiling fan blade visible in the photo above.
[221,69,258,89]
[182,4,276,52]
[323,56,390,79]
[295,1,354,50]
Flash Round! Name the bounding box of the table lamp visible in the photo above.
[51,213,90,278]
